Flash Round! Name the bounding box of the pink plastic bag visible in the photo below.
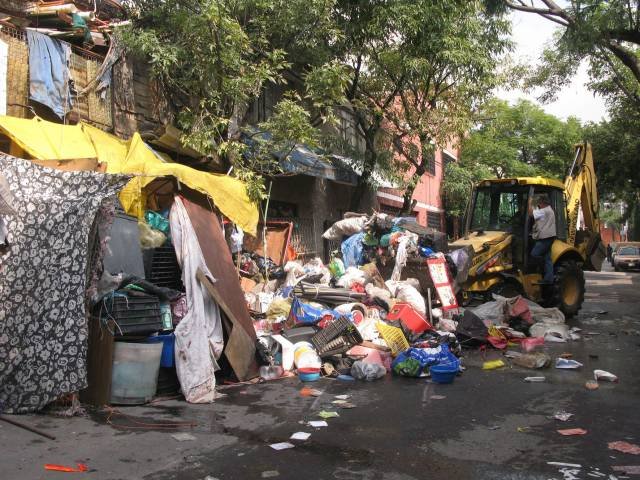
[521,337,545,352]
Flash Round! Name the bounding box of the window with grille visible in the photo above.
[427,212,441,230]
[424,148,436,175]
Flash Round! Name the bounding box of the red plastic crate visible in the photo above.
[386,303,433,334]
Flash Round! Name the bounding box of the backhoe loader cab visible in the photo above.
[451,143,605,317]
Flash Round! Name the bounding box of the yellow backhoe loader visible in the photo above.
[450,143,605,317]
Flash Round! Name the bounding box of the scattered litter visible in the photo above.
[609,441,640,455]
[589,354,600,359]
[171,433,197,442]
[338,402,356,409]
[585,380,600,390]
[554,412,575,422]
[482,360,506,370]
[261,471,280,478]
[560,353,574,359]
[513,352,551,369]
[205,476,221,480]
[557,428,587,436]
[334,395,351,400]
[332,400,348,405]
[556,358,584,369]
[300,387,323,397]
[308,421,328,428]
[488,425,501,430]
[430,395,447,400]
[612,466,640,474]
[594,370,618,382]
[517,426,531,433]
[337,375,355,382]
[290,432,311,441]
[317,411,339,419]
[269,442,295,451]
[524,376,546,382]
[44,463,89,473]
[547,462,582,468]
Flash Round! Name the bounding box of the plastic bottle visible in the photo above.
[259,365,284,380]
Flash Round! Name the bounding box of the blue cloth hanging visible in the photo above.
[26,30,73,118]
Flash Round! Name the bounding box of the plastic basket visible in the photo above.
[376,321,410,356]
[311,316,363,357]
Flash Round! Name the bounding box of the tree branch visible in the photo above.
[504,0,571,26]
[606,41,640,84]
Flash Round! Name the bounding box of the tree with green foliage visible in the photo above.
[461,98,583,179]
[120,0,335,202]
[303,0,511,210]
[583,107,640,239]
[492,0,640,111]
[442,98,583,231]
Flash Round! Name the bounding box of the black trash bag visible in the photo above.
[455,309,489,347]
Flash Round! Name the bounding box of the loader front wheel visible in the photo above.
[551,260,585,318]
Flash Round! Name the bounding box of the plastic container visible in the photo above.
[159,302,173,330]
[293,342,321,369]
[101,294,163,336]
[429,363,458,384]
[298,368,321,382]
[376,321,410,356]
[386,303,433,334]
[311,317,363,357]
[146,333,175,368]
[110,341,163,405]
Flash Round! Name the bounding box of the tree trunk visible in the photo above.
[349,149,376,211]
[400,164,426,215]
[349,118,379,212]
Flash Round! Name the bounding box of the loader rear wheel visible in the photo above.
[550,260,585,318]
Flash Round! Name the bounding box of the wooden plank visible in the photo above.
[197,269,257,381]
[80,316,114,407]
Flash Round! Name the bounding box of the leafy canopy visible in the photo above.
[442,98,583,218]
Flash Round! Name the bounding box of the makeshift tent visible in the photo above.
[0,154,130,413]
[0,116,258,235]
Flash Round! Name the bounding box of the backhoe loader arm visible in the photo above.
[565,143,600,248]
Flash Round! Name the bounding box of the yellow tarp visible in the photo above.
[0,116,258,235]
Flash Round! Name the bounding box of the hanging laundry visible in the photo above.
[26,30,73,118]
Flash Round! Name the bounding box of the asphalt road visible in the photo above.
[2,265,640,480]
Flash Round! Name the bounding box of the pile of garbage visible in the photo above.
[240,212,579,385]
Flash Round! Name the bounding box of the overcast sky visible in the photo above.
[496,10,609,124]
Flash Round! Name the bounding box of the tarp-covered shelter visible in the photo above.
[0,116,259,235]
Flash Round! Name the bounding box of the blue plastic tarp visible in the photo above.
[341,232,365,268]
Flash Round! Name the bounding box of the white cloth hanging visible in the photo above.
[170,196,224,403]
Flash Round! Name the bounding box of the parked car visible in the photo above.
[614,245,640,271]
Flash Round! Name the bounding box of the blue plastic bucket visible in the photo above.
[429,363,458,384]
[146,333,175,368]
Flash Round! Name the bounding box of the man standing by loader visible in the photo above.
[529,194,556,284]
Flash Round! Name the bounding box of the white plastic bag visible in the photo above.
[351,360,386,381]
[322,216,367,240]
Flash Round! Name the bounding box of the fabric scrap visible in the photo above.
[26,30,72,118]
[0,155,129,413]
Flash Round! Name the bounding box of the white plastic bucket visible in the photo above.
[110,341,162,405]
